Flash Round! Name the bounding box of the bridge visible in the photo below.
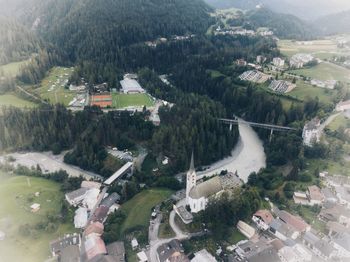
[218,117,299,141]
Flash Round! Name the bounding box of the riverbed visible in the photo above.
[197,120,266,183]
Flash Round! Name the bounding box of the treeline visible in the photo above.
[196,187,262,239]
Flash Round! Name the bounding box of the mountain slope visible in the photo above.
[22,0,213,61]
[315,10,350,35]
[0,17,41,65]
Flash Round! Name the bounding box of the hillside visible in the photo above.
[22,0,213,62]
[0,17,41,65]
[315,10,350,35]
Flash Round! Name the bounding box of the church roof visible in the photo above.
[189,176,223,199]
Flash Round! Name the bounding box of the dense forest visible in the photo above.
[0,17,41,65]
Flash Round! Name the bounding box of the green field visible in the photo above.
[0,94,37,108]
[278,39,349,59]
[0,59,31,77]
[289,62,350,82]
[112,93,154,109]
[327,113,350,131]
[32,67,76,106]
[0,172,75,262]
[288,80,337,105]
[120,189,172,234]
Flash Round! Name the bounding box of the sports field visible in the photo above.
[0,94,37,108]
[0,172,75,262]
[120,189,172,234]
[288,81,337,105]
[289,62,350,83]
[33,67,76,106]
[112,93,154,109]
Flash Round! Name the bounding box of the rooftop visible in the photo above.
[157,239,188,262]
[277,210,309,232]
[307,185,324,201]
[189,176,222,199]
[106,241,125,261]
[253,210,274,225]
[66,187,89,201]
[191,249,217,262]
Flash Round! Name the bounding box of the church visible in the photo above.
[185,153,243,213]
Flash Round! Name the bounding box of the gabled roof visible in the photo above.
[66,187,89,201]
[85,222,104,236]
[308,185,324,201]
[277,210,309,232]
[189,176,222,199]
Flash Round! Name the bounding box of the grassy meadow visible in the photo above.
[0,172,75,262]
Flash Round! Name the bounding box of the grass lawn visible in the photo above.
[227,228,246,244]
[327,113,350,131]
[112,93,154,109]
[289,62,350,82]
[278,39,347,59]
[288,80,336,105]
[120,189,172,234]
[32,67,76,106]
[0,94,37,108]
[0,172,75,262]
[0,59,31,77]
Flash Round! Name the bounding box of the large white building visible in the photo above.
[185,154,242,213]
[273,57,285,68]
[302,118,321,147]
[120,78,145,94]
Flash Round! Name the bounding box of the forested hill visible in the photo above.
[245,8,318,40]
[21,0,213,62]
[0,17,41,65]
[314,10,350,36]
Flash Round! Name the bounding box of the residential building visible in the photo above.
[157,239,189,262]
[319,205,350,227]
[307,185,324,206]
[252,209,274,230]
[289,54,315,69]
[232,239,281,262]
[269,219,299,241]
[293,192,309,205]
[278,246,301,262]
[302,231,336,260]
[302,118,321,147]
[273,57,285,68]
[236,59,247,66]
[65,188,90,206]
[277,210,311,233]
[256,55,266,64]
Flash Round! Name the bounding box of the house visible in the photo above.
[321,188,337,205]
[120,79,145,94]
[30,203,41,212]
[91,206,109,223]
[273,57,285,68]
[256,55,267,64]
[269,219,299,241]
[292,244,312,262]
[332,232,350,259]
[232,239,281,262]
[236,59,247,66]
[319,205,350,227]
[237,221,256,239]
[293,192,309,205]
[65,188,90,206]
[157,239,189,262]
[84,234,107,262]
[131,238,139,250]
[50,234,81,257]
[278,246,301,262]
[277,210,310,233]
[101,193,121,208]
[106,241,126,262]
[302,118,321,147]
[74,207,88,229]
[60,245,80,262]
[307,185,324,206]
[137,251,148,262]
[336,100,350,112]
[191,249,217,262]
[302,231,336,260]
[85,222,104,237]
[252,210,274,230]
[327,221,350,237]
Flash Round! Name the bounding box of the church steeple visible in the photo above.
[186,151,197,205]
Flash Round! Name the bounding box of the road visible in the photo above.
[0,151,100,179]
[16,85,48,104]
[149,200,189,262]
[197,120,266,183]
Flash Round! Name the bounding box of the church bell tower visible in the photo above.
[186,151,197,204]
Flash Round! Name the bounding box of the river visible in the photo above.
[197,120,266,183]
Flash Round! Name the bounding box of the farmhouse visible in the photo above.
[302,118,321,147]
[120,78,145,94]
